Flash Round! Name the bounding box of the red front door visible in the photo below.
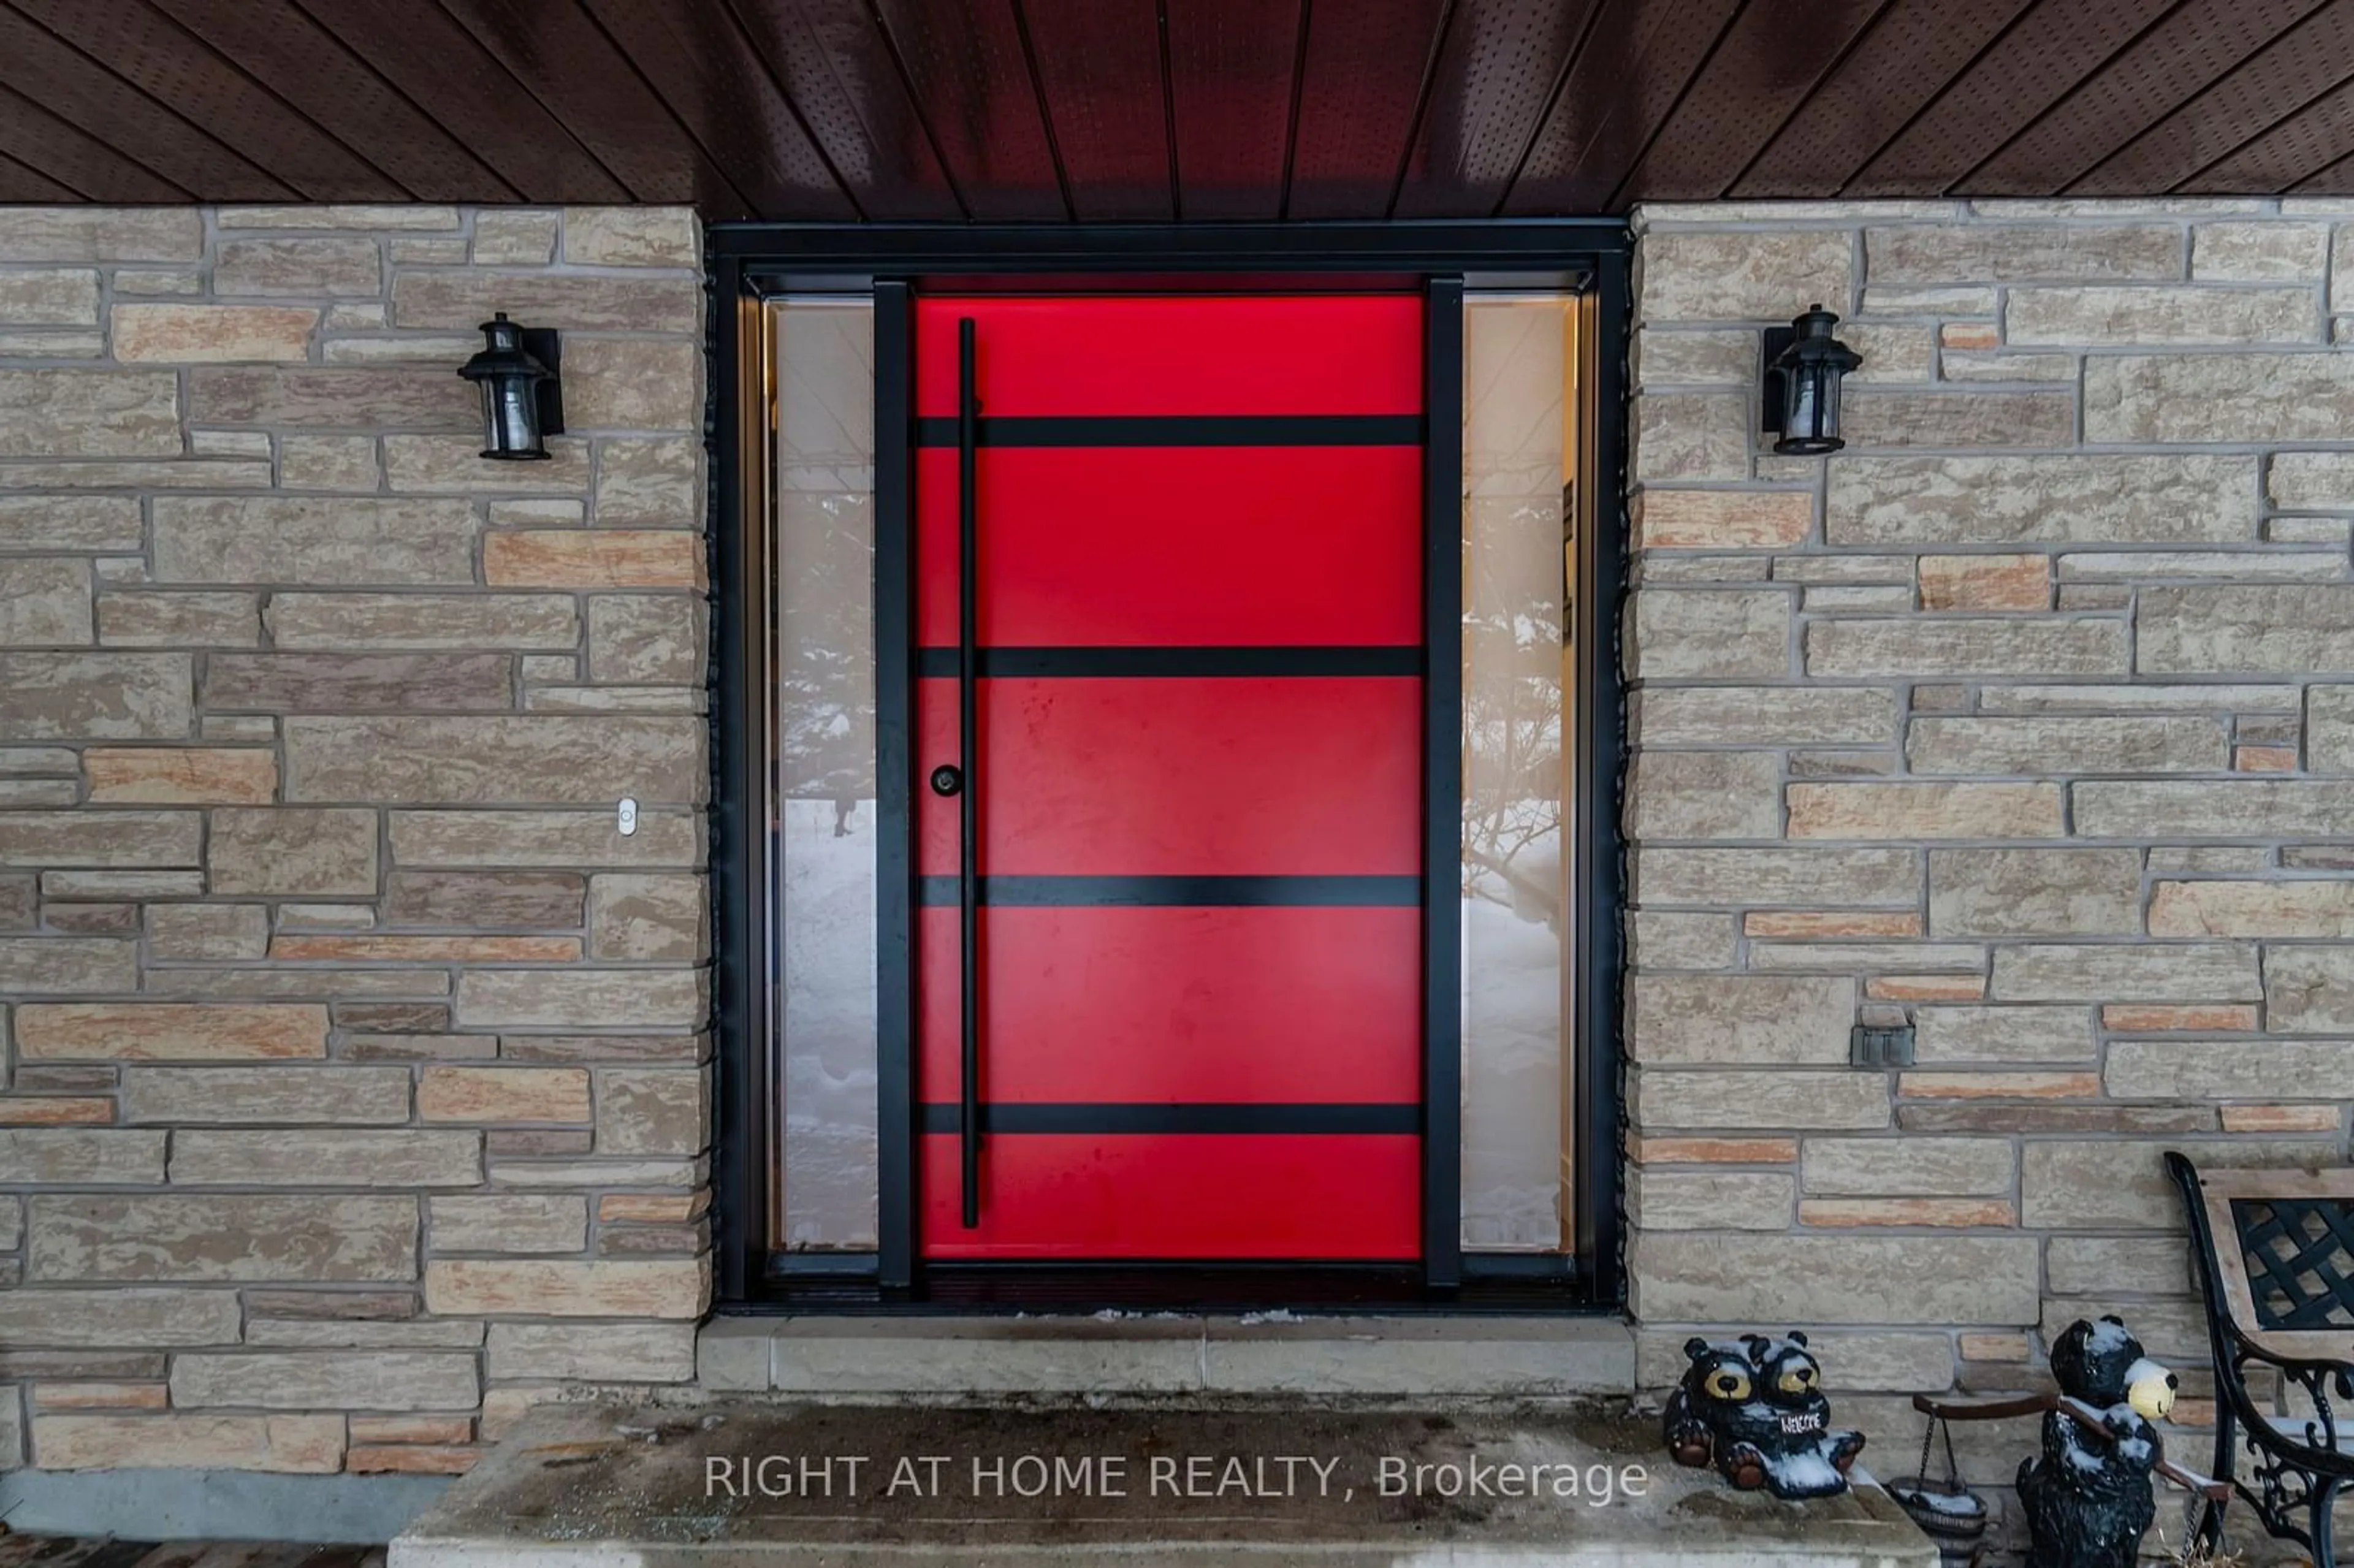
[912,294,1426,1261]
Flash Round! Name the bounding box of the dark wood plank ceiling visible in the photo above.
[9,0,2354,216]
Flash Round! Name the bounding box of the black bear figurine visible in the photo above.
[2016,1317,2181,1568]
[1663,1330,1866,1501]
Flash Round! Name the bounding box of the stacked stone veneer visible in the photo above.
[0,206,709,1476]
[12,191,2354,1486]
[1628,198,2354,1470]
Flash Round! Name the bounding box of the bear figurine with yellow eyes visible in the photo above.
[2016,1317,2180,1568]
[1663,1331,1866,1500]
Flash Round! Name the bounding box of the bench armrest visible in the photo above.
[2225,1336,2354,1478]
[2163,1151,2354,1481]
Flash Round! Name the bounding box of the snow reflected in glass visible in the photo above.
[774,299,879,1251]
[1461,294,1572,1252]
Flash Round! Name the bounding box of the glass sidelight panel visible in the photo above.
[771,298,879,1252]
[1460,293,1574,1252]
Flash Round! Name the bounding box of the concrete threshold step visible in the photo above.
[390,1401,1938,1568]
[698,1312,1639,1398]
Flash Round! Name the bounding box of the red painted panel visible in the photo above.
[915,446,1420,648]
[913,296,1422,416]
[869,0,1067,220]
[916,676,1421,877]
[1011,1,1175,221]
[1391,0,1603,217]
[907,290,1430,1265]
[920,1134,1422,1258]
[916,906,1420,1105]
[1166,0,1303,220]
[1288,0,1452,219]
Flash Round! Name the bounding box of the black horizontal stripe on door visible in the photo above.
[916,875,1422,907]
[918,1103,1423,1135]
[913,414,1425,447]
[915,645,1423,679]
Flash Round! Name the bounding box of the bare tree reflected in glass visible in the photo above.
[1461,295,1571,1253]
[1463,487,1565,933]
[777,476,877,836]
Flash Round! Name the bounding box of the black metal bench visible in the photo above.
[2166,1151,2354,1567]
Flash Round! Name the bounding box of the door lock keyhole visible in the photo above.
[930,764,964,797]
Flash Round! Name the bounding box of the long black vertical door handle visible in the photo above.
[957,318,981,1229]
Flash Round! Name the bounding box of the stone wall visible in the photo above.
[1626,197,2354,1469]
[14,190,2353,1488]
[0,206,709,1475]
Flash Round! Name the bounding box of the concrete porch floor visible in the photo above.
[0,1539,383,1568]
[389,1401,1940,1568]
[696,1313,1639,1398]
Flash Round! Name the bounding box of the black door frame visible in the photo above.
[710,220,1631,1312]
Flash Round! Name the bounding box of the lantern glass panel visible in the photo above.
[487,380,541,458]
[1786,364,1821,442]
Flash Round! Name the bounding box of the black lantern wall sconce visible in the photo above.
[458,313,564,461]
[1761,304,1861,457]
